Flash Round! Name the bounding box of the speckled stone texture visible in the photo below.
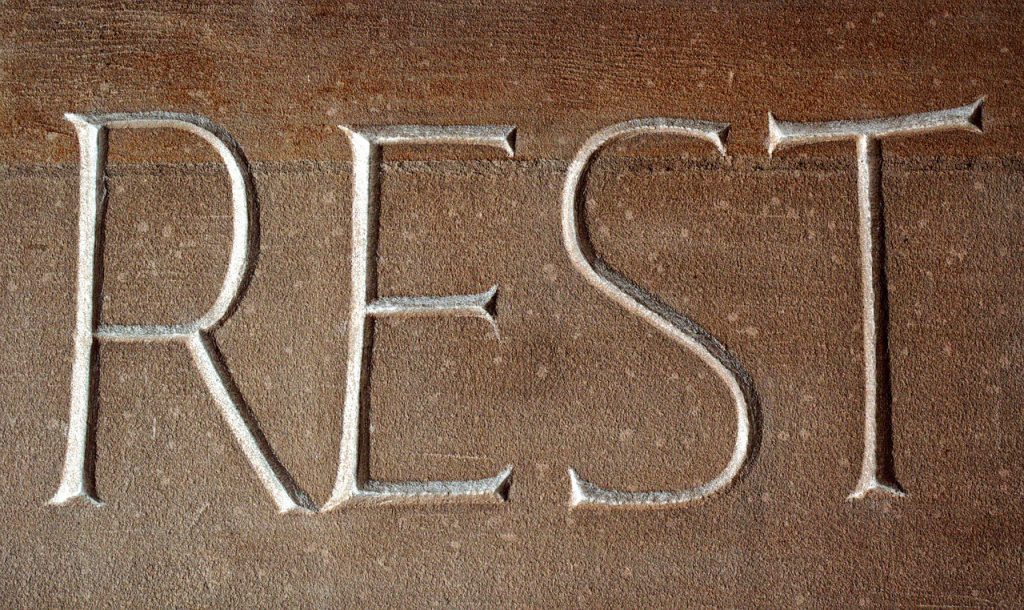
[1,1,1023,607]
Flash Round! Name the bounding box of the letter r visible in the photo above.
[51,112,313,513]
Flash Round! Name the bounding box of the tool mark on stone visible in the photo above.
[50,111,314,514]
[561,118,761,508]
[323,125,515,510]
[768,99,984,499]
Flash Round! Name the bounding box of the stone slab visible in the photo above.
[1,1,1023,607]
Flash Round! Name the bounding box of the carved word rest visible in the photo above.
[50,100,984,513]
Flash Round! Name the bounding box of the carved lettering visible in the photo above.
[323,125,515,510]
[561,118,760,508]
[48,104,992,513]
[767,99,984,499]
[51,112,314,514]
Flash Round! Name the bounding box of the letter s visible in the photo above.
[561,118,760,508]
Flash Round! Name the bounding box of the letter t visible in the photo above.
[768,99,983,499]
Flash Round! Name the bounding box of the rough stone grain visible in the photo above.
[1,1,1022,607]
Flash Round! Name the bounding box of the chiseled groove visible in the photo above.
[766,99,984,500]
[323,124,515,511]
[562,117,761,509]
[50,111,314,514]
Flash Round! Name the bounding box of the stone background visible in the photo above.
[1,1,1022,606]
